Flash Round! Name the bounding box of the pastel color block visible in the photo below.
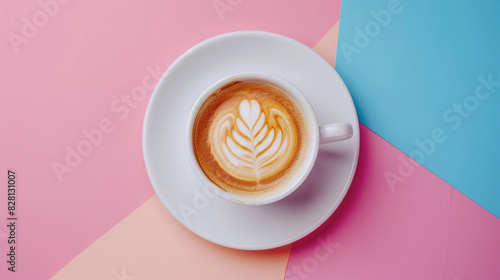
[312,22,340,67]
[46,20,344,280]
[0,1,340,279]
[51,196,291,280]
[336,0,500,217]
[285,125,500,280]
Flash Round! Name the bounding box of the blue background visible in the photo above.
[336,0,500,217]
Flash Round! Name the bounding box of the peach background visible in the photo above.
[51,196,291,280]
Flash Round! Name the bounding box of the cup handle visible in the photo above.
[319,123,353,144]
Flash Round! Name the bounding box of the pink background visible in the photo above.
[1,0,499,279]
[286,126,500,280]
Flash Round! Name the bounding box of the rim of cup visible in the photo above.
[186,72,319,205]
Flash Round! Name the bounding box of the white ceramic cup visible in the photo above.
[186,72,353,205]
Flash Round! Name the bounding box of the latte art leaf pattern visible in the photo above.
[210,99,295,182]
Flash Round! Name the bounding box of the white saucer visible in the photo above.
[143,31,359,250]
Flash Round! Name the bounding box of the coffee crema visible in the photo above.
[193,81,309,197]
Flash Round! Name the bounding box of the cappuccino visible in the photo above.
[192,81,309,197]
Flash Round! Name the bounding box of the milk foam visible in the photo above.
[193,80,308,197]
[209,99,294,182]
